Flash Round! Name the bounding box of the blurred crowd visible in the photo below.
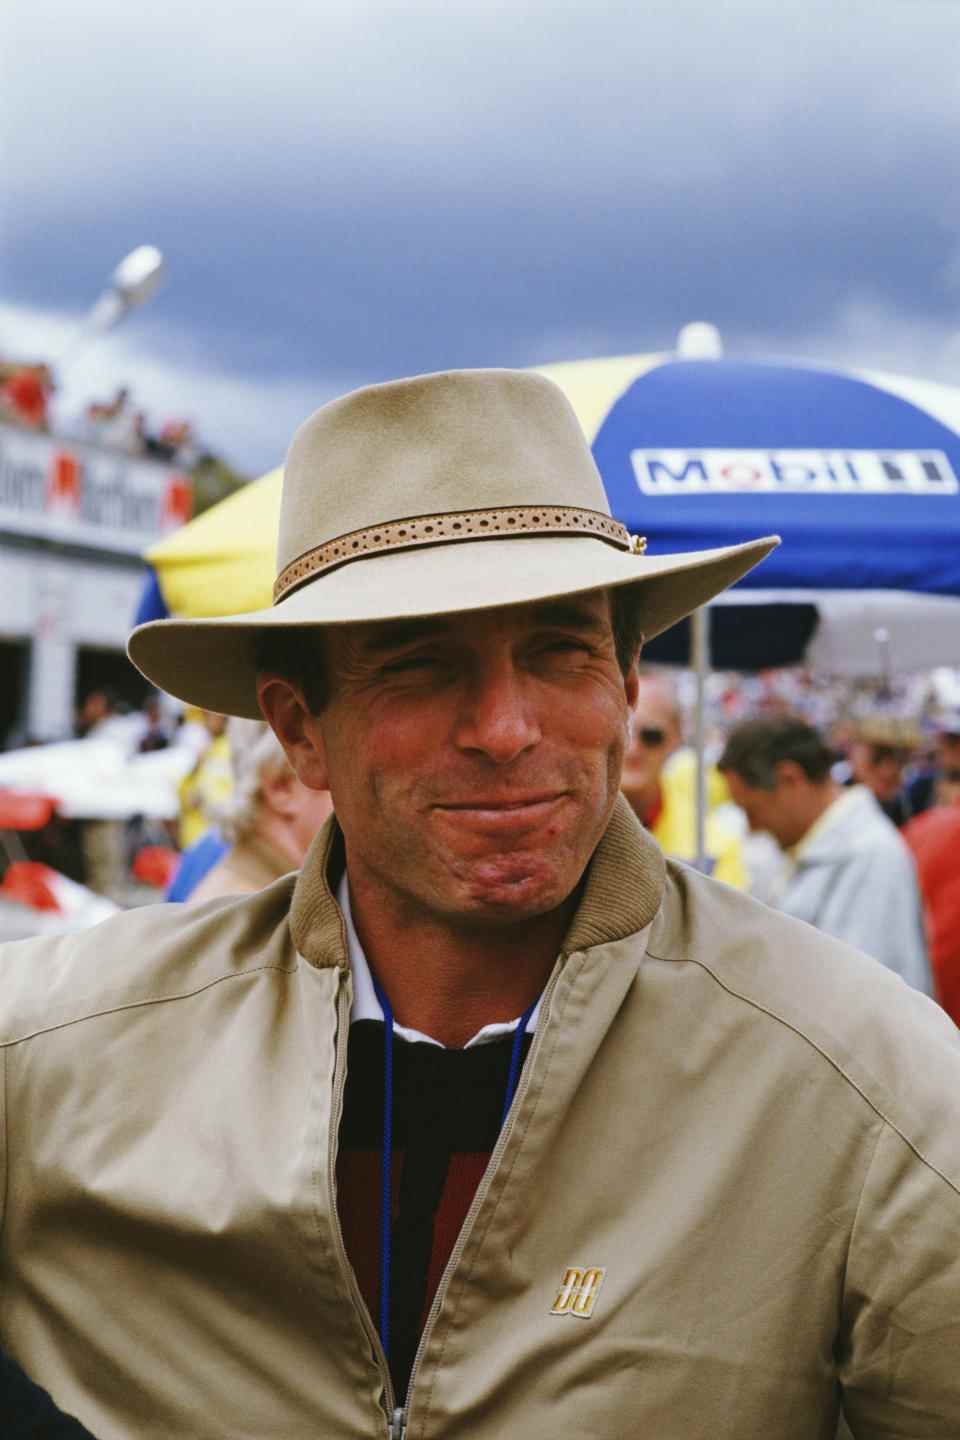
[1,358,199,466]
[621,667,960,1025]
[0,356,247,515]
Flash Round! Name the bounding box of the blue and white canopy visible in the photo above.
[538,353,960,672]
[539,352,960,593]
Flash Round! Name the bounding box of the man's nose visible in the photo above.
[453,656,542,764]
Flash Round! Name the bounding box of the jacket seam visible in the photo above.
[838,1118,885,1303]
[0,963,299,1049]
[647,948,960,1200]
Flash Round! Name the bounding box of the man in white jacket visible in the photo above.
[719,716,931,994]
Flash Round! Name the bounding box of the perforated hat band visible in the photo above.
[272,504,647,606]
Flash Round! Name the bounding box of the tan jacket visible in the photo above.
[2,798,959,1439]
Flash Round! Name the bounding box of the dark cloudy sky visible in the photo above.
[2,0,959,473]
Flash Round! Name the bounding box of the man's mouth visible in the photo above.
[437,792,564,812]
[433,793,567,828]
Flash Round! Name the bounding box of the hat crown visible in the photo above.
[277,369,611,575]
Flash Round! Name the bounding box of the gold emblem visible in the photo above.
[550,1266,606,1318]
[629,534,648,555]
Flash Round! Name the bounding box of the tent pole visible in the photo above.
[691,604,709,872]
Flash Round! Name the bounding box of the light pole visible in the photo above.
[58,245,166,369]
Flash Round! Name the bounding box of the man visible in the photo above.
[718,715,932,993]
[904,802,960,1024]
[2,370,959,1438]
[620,671,746,885]
[907,709,960,815]
[186,718,334,902]
[845,716,919,827]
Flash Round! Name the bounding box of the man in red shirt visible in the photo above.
[903,803,960,1024]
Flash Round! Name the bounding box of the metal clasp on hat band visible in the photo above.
[273,504,638,606]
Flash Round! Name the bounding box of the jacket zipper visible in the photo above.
[399,960,565,1435]
[388,1406,407,1439]
[328,957,565,1440]
[326,975,400,1437]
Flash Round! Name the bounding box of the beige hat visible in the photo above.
[129,368,778,718]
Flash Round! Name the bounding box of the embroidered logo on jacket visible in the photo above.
[550,1266,606,1318]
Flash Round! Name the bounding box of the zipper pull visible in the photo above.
[388,1406,406,1439]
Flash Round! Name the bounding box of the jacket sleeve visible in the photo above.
[815,847,932,994]
[838,1121,960,1436]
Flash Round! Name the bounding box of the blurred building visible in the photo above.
[0,418,193,745]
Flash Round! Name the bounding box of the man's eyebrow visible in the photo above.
[525,599,609,630]
[359,618,454,652]
[357,599,607,654]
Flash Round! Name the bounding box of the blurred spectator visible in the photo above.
[845,716,921,828]
[621,673,746,885]
[149,417,200,467]
[83,386,145,453]
[165,827,229,902]
[719,716,931,993]
[74,688,118,739]
[907,711,960,816]
[1,362,54,429]
[903,805,960,1025]
[177,710,232,849]
[136,693,174,753]
[185,719,332,904]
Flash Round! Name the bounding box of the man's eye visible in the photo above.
[539,638,590,656]
[383,655,443,674]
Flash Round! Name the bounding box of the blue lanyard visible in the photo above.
[369,973,537,1366]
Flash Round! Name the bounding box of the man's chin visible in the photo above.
[442,854,579,927]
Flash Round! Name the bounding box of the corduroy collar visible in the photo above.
[289,792,665,971]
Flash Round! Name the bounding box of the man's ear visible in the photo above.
[774,758,807,789]
[257,675,330,791]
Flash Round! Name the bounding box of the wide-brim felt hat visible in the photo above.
[129,368,779,718]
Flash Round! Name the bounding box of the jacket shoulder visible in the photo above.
[0,877,299,1046]
[649,860,960,1188]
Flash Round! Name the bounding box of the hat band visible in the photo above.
[273,504,641,605]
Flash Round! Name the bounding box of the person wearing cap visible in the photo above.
[1,370,959,1439]
[907,710,960,816]
[845,715,921,828]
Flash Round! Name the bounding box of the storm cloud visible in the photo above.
[2,0,959,470]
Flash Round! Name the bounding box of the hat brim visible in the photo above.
[128,533,779,718]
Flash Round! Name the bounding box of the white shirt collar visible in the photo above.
[337,873,540,1049]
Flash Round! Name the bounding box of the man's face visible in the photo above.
[939,732,960,772]
[938,733,960,806]
[723,769,805,850]
[288,591,636,930]
[849,741,906,803]
[620,680,681,800]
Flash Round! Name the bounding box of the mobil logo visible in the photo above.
[630,448,959,496]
